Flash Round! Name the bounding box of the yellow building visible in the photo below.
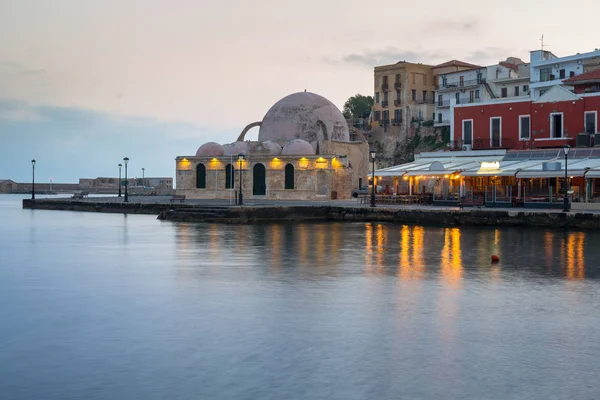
[175,92,370,200]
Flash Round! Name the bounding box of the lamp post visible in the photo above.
[142,168,145,186]
[123,157,129,203]
[118,163,122,197]
[31,159,36,200]
[370,148,376,207]
[238,153,244,206]
[563,145,570,212]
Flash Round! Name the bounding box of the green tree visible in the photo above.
[342,94,374,119]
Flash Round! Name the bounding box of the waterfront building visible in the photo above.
[0,179,17,193]
[175,92,370,200]
[79,177,173,194]
[530,48,600,100]
[434,58,530,132]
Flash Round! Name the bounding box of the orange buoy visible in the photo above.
[491,255,500,263]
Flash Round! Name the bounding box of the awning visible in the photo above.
[517,170,587,178]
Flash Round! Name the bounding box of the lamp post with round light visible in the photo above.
[238,153,245,206]
[118,163,122,197]
[31,159,36,200]
[563,145,571,212]
[370,148,376,208]
[123,157,129,203]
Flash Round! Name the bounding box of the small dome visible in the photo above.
[282,139,315,156]
[224,141,250,156]
[262,140,282,155]
[222,143,235,156]
[196,142,224,157]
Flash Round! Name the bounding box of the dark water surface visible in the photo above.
[1,195,599,399]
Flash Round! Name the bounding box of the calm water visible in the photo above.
[1,194,599,399]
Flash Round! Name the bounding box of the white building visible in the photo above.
[530,48,600,100]
[434,58,530,128]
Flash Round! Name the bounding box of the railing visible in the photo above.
[382,83,389,91]
[394,82,401,89]
[435,119,451,125]
[391,118,403,125]
[394,100,400,106]
[380,119,390,126]
[381,100,388,107]
[436,100,450,108]
[438,78,485,90]
[415,96,435,104]
[455,97,481,105]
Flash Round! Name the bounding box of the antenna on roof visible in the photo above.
[540,34,548,51]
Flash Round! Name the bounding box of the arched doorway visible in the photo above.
[196,163,206,188]
[253,163,266,195]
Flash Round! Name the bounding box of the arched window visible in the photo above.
[196,163,206,189]
[225,164,234,189]
[284,164,295,189]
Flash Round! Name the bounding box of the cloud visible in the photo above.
[333,48,452,67]
[0,99,232,183]
[464,47,523,65]
[0,61,46,76]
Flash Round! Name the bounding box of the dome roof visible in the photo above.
[261,140,282,155]
[258,92,350,144]
[226,141,250,156]
[221,143,235,156]
[282,139,315,156]
[196,142,224,157]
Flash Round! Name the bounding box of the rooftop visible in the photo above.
[432,60,480,69]
[563,69,600,84]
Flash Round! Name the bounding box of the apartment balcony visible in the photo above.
[380,119,390,126]
[394,100,401,106]
[382,83,389,91]
[394,82,401,90]
[434,120,450,127]
[455,97,482,105]
[381,100,389,107]
[436,100,450,108]
[391,118,403,125]
[437,78,485,91]
[415,96,435,105]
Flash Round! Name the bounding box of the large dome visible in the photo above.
[196,142,224,157]
[258,92,350,144]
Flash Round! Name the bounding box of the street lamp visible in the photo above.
[142,167,145,186]
[118,163,122,197]
[238,153,245,205]
[370,148,376,207]
[563,145,571,212]
[31,159,36,200]
[123,157,129,203]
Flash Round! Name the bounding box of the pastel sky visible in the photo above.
[2,0,599,182]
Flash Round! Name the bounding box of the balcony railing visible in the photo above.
[391,118,403,125]
[381,100,388,107]
[382,83,389,91]
[415,96,435,105]
[436,100,450,108]
[473,138,516,150]
[394,100,401,106]
[438,78,485,90]
[456,97,482,105]
[394,82,401,89]
[435,119,451,126]
[380,119,390,126]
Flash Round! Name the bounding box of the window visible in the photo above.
[490,117,501,147]
[383,91,388,102]
[442,76,447,87]
[523,85,529,93]
[455,92,460,104]
[396,90,401,100]
[459,76,464,86]
[476,72,483,83]
[383,110,389,122]
[438,113,442,123]
[412,90,416,101]
[501,88,508,98]
[539,89,547,96]
[196,164,206,188]
[438,94,443,106]
[284,164,294,189]
[514,86,520,96]
[519,115,531,140]
[559,69,566,79]
[225,164,234,189]
[540,68,552,82]
[375,92,379,103]
[463,120,473,145]
[374,111,380,121]
[475,89,480,98]
[469,90,474,103]
[383,76,388,84]
[550,113,563,138]
[585,111,597,134]
[395,73,401,82]
[423,90,427,102]
[394,109,402,122]
[570,71,575,78]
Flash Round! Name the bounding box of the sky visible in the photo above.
[1,0,600,182]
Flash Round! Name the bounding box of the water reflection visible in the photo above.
[440,228,462,287]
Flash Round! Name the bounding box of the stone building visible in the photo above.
[175,91,370,200]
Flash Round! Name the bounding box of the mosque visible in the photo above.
[175,91,370,200]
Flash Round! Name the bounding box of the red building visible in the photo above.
[452,84,600,151]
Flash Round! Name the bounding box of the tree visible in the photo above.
[342,94,374,120]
